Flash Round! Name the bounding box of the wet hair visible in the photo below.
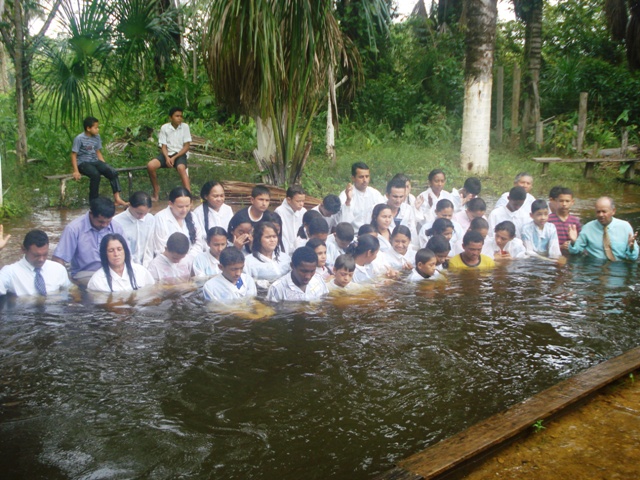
[129,191,152,209]
[321,194,341,215]
[292,246,318,267]
[469,217,489,232]
[200,181,224,234]
[463,177,482,195]
[206,226,228,243]
[351,162,370,176]
[335,222,355,242]
[370,203,393,231]
[251,185,270,198]
[494,221,516,238]
[391,224,412,240]
[169,106,183,117]
[426,218,454,237]
[462,230,485,246]
[426,235,451,255]
[334,254,356,272]
[346,233,380,257]
[90,197,116,219]
[466,197,486,213]
[23,229,49,249]
[386,177,406,194]
[308,217,329,237]
[298,210,323,239]
[392,173,410,184]
[166,232,190,255]
[286,185,305,198]
[306,237,327,251]
[428,169,445,182]
[169,187,196,244]
[358,224,377,236]
[531,199,548,214]
[435,199,454,212]
[263,210,285,252]
[548,185,563,200]
[514,172,533,183]
[99,233,138,291]
[558,187,574,197]
[252,221,281,262]
[508,186,527,201]
[83,116,98,130]
[220,246,245,267]
[415,248,436,265]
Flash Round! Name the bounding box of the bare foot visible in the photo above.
[114,196,129,207]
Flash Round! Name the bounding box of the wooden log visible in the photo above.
[393,346,640,479]
[219,180,322,209]
[495,66,504,145]
[535,121,543,148]
[511,64,520,142]
[577,92,588,154]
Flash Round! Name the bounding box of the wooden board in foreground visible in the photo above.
[382,346,640,479]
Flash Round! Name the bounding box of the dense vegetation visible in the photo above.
[0,0,638,217]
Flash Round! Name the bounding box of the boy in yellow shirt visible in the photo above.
[449,231,495,270]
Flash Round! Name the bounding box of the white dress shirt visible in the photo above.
[383,245,417,270]
[339,186,385,230]
[521,221,562,259]
[145,206,205,265]
[158,122,192,156]
[192,251,222,277]
[488,205,531,239]
[325,234,347,267]
[87,263,155,292]
[203,273,257,303]
[147,253,192,283]
[482,236,527,259]
[244,251,292,284]
[275,200,306,254]
[192,203,233,242]
[0,257,71,296]
[417,188,454,217]
[113,209,155,265]
[266,272,329,302]
[407,269,443,282]
[493,191,536,212]
[418,218,465,248]
[311,204,354,232]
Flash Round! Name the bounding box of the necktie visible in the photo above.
[603,226,617,262]
[34,267,47,296]
[236,277,244,289]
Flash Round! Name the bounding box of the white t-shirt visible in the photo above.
[192,203,233,242]
[203,273,257,303]
[338,187,385,230]
[0,257,71,296]
[113,209,155,265]
[266,272,329,302]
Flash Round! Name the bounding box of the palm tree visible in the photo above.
[459,0,498,174]
[202,0,374,186]
[605,0,640,70]
[514,0,543,138]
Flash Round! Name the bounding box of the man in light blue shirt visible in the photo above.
[53,197,124,284]
[568,197,638,261]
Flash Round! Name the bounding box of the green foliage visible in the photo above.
[532,419,546,433]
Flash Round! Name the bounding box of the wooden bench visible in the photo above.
[44,166,149,203]
[533,157,638,179]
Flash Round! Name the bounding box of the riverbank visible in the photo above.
[462,369,640,479]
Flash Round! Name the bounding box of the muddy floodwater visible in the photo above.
[1,186,640,479]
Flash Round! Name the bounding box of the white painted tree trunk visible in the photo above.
[255,115,276,162]
[326,92,335,161]
[460,77,493,174]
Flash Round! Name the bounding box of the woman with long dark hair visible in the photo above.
[88,234,155,292]
[145,186,205,264]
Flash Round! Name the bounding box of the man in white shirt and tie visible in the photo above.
[0,230,71,297]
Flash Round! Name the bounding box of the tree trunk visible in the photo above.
[14,0,27,165]
[460,0,498,174]
[253,115,282,185]
[0,43,9,93]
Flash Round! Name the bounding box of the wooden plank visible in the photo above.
[396,346,640,479]
[372,467,423,480]
[44,166,148,181]
[532,157,637,164]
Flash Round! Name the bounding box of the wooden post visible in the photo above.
[577,92,588,154]
[511,64,521,142]
[521,98,530,146]
[495,66,504,145]
[621,127,629,157]
[535,121,544,148]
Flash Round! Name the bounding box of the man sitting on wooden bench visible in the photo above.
[71,116,128,206]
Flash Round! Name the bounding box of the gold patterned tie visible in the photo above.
[603,225,617,262]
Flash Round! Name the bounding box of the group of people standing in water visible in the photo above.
[0,160,638,305]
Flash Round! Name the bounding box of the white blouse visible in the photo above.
[192,202,233,242]
[87,263,155,292]
[145,206,206,265]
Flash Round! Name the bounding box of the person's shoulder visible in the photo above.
[44,259,68,273]
[480,254,495,266]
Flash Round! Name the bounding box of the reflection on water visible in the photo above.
[0,191,639,479]
[1,258,639,479]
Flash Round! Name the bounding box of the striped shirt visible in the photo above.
[548,213,581,246]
